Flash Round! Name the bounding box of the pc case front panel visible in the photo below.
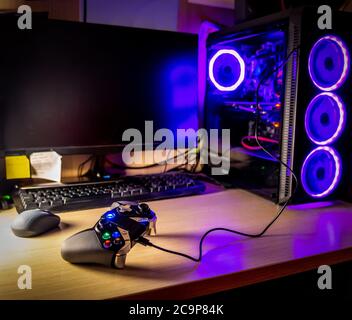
[281,8,352,204]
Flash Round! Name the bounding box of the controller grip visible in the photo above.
[61,229,115,267]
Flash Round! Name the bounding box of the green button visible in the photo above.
[3,195,11,201]
[102,232,111,240]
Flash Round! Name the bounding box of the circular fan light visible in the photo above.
[308,35,350,91]
[305,92,345,145]
[301,146,341,198]
[209,49,245,91]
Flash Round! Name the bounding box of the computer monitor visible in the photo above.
[0,17,198,156]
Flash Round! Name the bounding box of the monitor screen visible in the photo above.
[0,18,198,154]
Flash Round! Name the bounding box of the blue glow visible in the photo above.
[198,21,220,121]
[288,201,335,210]
[160,56,198,133]
[112,231,120,238]
[308,35,350,91]
[305,92,345,145]
[207,30,285,105]
[301,147,341,198]
[169,65,197,109]
[105,211,116,219]
[140,220,149,227]
[209,49,245,91]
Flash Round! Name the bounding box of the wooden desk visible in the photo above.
[1,187,352,300]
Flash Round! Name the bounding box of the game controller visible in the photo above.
[61,201,157,268]
[110,201,157,236]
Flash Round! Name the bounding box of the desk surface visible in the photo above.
[1,186,352,300]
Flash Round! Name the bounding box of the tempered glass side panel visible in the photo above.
[205,24,288,199]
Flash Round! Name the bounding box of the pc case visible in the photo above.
[204,7,352,204]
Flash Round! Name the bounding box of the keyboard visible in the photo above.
[13,172,206,213]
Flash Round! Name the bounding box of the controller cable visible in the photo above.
[138,47,300,262]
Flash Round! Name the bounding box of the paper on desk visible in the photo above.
[30,151,62,182]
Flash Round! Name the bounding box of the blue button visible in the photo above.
[112,231,120,238]
[105,212,116,219]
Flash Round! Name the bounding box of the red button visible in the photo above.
[103,240,112,248]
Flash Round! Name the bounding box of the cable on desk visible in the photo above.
[138,47,300,263]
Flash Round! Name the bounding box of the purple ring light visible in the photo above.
[308,35,350,91]
[305,92,345,145]
[209,49,245,91]
[301,147,341,198]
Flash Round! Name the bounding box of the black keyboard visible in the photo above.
[13,172,206,213]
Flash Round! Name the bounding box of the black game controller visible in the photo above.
[61,202,157,268]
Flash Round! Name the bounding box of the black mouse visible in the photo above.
[11,209,61,237]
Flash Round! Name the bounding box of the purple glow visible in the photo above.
[160,57,198,131]
[288,201,335,210]
[305,92,345,145]
[169,65,198,109]
[198,21,220,126]
[292,211,349,259]
[308,35,350,91]
[301,146,341,198]
[209,49,245,91]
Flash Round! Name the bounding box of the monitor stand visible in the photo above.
[79,155,115,182]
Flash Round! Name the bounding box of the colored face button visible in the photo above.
[112,231,120,239]
[103,240,112,248]
[102,232,111,240]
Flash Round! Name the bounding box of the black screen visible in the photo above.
[0,18,198,154]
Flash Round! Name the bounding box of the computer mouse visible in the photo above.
[11,209,61,238]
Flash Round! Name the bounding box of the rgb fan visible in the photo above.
[208,49,245,91]
[301,147,341,198]
[308,35,349,91]
[305,92,345,145]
